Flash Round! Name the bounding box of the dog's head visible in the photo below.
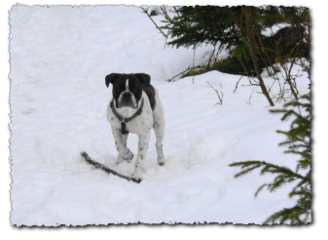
[105,73,151,108]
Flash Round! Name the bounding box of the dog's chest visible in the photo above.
[107,93,153,135]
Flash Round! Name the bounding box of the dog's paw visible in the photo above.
[158,158,165,166]
[116,149,134,164]
[131,171,142,181]
[122,149,134,163]
[131,176,142,183]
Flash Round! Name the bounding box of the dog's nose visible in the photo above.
[120,92,136,108]
[121,92,132,102]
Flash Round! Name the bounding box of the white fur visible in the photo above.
[106,88,165,180]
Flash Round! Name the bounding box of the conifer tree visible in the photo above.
[161,6,239,49]
[230,93,312,224]
[162,6,308,74]
[163,6,309,106]
[161,6,240,70]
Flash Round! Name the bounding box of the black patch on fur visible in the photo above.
[105,73,156,110]
[142,84,156,111]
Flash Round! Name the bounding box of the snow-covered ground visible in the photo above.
[9,5,310,226]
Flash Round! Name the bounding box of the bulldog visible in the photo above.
[105,73,165,181]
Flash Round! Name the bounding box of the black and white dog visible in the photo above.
[105,73,165,181]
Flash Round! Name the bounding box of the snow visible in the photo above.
[262,23,292,36]
[9,5,310,226]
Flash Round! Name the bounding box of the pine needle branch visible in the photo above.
[230,92,312,225]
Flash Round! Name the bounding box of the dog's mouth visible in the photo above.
[118,92,138,108]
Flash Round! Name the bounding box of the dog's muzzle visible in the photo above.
[118,92,138,108]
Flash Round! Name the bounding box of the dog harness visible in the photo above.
[110,98,144,135]
[110,86,156,135]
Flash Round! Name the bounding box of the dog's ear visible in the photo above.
[135,73,151,86]
[105,73,120,87]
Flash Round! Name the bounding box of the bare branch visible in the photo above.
[140,6,168,40]
[81,152,141,183]
[167,65,202,82]
[207,81,223,106]
[234,75,244,93]
[159,6,172,21]
[247,86,258,105]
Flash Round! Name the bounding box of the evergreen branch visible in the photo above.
[255,183,268,197]
[284,150,308,156]
[262,162,306,180]
[281,109,305,121]
[290,184,307,197]
[173,6,181,18]
[233,164,263,178]
[264,203,311,225]
[229,161,263,173]
[165,6,311,225]
[289,186,311,199]
[229,160,264,167]
[231,160,308,202]
[231,160,306,181]
[296,160,311,171]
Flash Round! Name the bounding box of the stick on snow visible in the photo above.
[80,152,141,183]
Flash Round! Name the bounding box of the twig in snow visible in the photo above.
[247,86,258,105]
[207,81,223,106]
[81,152,141,183]
[167,65,202,82]
[192,47,197,84]
[234,75,244,93]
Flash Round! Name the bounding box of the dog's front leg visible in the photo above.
[132,131,151,180]
[111,126,134,164]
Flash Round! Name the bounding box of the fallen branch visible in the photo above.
[80,152,141,183]
[167,65,202,82]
